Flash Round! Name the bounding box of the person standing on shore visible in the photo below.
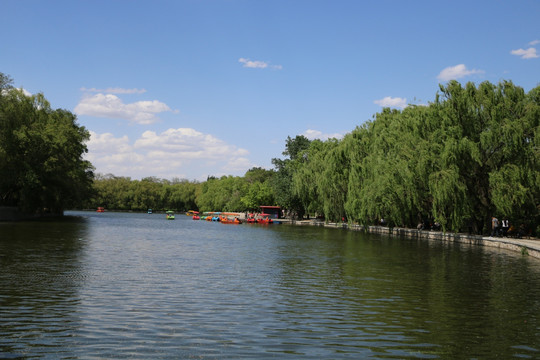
[501,217,509,237]
[491,216,499,237]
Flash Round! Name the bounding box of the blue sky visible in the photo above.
[2,0,539,181]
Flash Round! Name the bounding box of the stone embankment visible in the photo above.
[279,219,540,259]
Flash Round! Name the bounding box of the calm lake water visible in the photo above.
[1,211,539,359]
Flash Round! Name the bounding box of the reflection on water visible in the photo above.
[0,216,88,357]
[0,211,539,359]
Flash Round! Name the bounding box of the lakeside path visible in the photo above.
[278,219,540,260]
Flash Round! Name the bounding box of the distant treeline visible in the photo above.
[83,168,275,214]
[1,71,538,235]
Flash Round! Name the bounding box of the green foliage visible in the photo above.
[270,136,312,218]
[88,174,200,212]
[0,76,94,213]
[288,80,538,234]
[89,169,276,213]
[291,139,324,217]
[241,167,276,210]
[244,167,274,184]
[0,73,13,90]
[17,73,531,235]
[195,175,250,212]
[282,135,311,161]
[429,80,539,232]
[429,166,469,232]
[241,181,274,210]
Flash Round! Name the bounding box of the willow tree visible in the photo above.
[430,80,539,233]
[316,138,350,222]
[346,105,434,228]
[291,139,325,218]
[271,135,311,218]
[344,126,369,224]
[168,179,200,211]
[487,83,539,232]
[291,135,358,222]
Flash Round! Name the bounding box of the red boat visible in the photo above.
[220,216,242,224]
[256,213,273,224]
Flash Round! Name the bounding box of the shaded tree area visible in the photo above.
[0,73,94,214]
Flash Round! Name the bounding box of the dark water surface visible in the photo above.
[1,211,539,359]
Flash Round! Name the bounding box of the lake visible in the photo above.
[1,211,539,359]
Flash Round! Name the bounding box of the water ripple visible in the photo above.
[0,212,539,358]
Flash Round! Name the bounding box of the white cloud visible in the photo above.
[87,131,131,153]
[302,129,343,141]
[374,96,408,109]
[80,87,147,94]
[85,131,144,175]
[2,87,33,97]
[134,128,249,158]
[21,88,32,96]
[86,128,253,180]
[437,64,484,81]
[239,58,282,70]
[74,93,173,124]
[510,47,539,59]
[529,40,540,46]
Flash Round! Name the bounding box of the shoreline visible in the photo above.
[0,206,63,221]
[278,218,540,260]
[3,208,538,259]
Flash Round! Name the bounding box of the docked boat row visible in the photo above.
[95,207,281,223]
[187,211,274,224]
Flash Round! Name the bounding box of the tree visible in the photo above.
[244,167,274,184]
[282,135,311,161]
[241,181,275,210]
[0,75,94,213]
[286,80,538,234]
[168,179,199,211]
[195,175,247,212]
[431,80,539,233]
[0,73,13,90]
[291,139,325,218]
[271,135,312,218]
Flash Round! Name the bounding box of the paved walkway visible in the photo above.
[484,236,540,253]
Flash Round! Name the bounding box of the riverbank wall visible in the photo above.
[280,219,540,260]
